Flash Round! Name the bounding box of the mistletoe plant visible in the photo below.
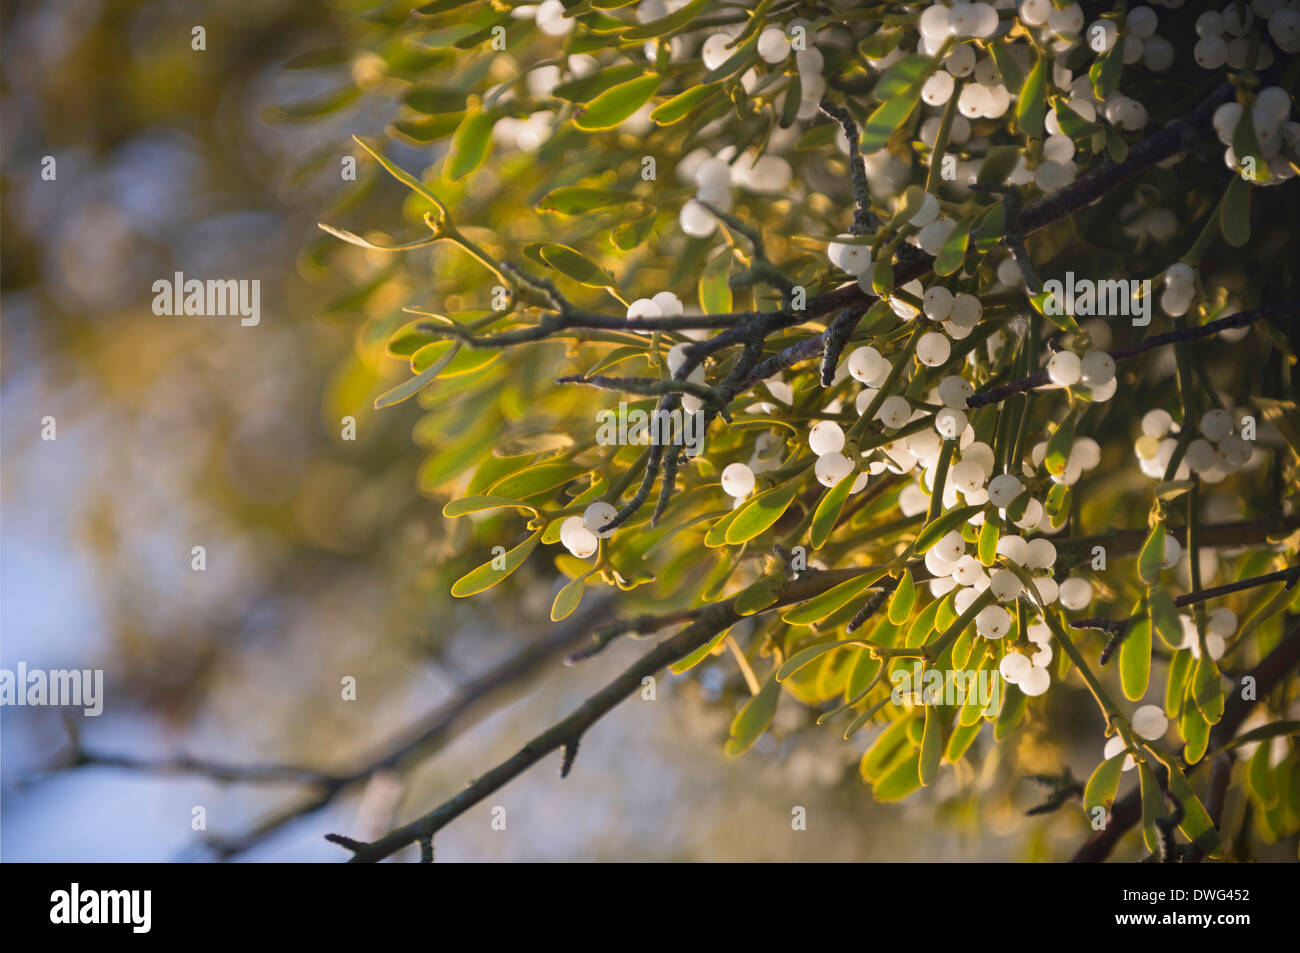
[296,0,1300,862]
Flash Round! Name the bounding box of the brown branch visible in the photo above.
[967,303,1298,409]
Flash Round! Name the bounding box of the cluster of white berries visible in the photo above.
[926,525,1061,608]
[677,145,797,238]
[1134,406,1253,483]
[998,622,1054,696]
[1029,432,1104,487]
[1180,607,1236,660]
[1211,88,1298,187]
[559,501,619,558]
[1194,3,1296,68]
[807,420,870,491]
[1046,347,1117,398]
[701,19,826,122]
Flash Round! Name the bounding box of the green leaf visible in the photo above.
[735,576,783,615]
[1232,103,1270,184]
[860,55,930,152]
[442,495,536,518]
[725,480,800,544]
[261,86,360,123]
[872,749,923,802]
[539,243,616,288]
[1084,753,1126,816]
[574,73,661,131]
[537,187,638,215]
[1148,586,1182,648]
[933,213,973,277]
[778,638,860,681]
[488,463,586,499]
[977,518,999,567]
[1246,741,1279,809]
[374,361,446,409]
[1192,656,1224,724]
[861,715,914,781]
[1219,720,1300,754]
[1165,647,1193,717]
[913,505,983,553]
[670,627,730,674]
[650,83,721,125]
[551,573,587,621]
[906,595,944,648]
[700,33,757,84]
[1045,414,1076,476]
[493,432,574,457]
[1088,45,1122,100]
[620,0,707,39]
[1137,762,1164,855]
[935,213,977,276]
[1161,759,1225,858]
[1120,616,1152,701]
[1137,522,1165,583]
[724,671,782,757]
[411,341,500,376]
[447,107,495,180]
[993,684,1028,740]
[1220,174,1252,247]
[945,718,982,762]
[704,505,744,548]
[611,203,657,250]
[989,42,1024,93]
[781,569,890,626]
[919,705,945,786]
[550,63,645,103]
[699,251,733,314]
[450,530,542,597]
[976,145,1023,189]
[404,84,467,114]
[887,569,916,626]
[1016,55,1047,138]
[352,135,449,218]
[1182,704,1210,764]
[810,472,856,550]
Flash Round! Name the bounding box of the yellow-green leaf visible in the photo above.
[781,569,889,626]
[724,671,781,757]
[450,530,542,597]
[887,568,916,626]
[539,243,617,288]
[442,495,536,518]
[1120,616,1152,701]
[551,573,587,621]
[447,107,495,180]
[1084,753,1126,816]
[725,480,800,545]
[573,73,661,131]
[811,471,856,550]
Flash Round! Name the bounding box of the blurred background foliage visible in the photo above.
[2,0,1297,861]
[0,0,992,863]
